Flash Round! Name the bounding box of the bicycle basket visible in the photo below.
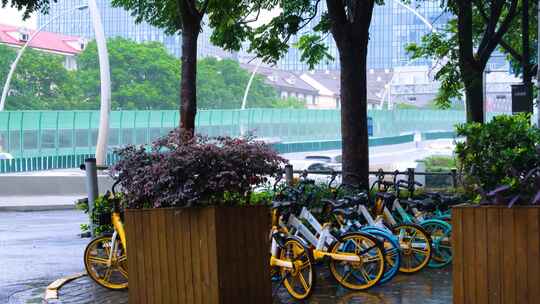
[95,211,113,226]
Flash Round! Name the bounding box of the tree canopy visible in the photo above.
[0,39,285,110]
[72,38,181,110]
[407,0,530,122]
[0,44,74,110]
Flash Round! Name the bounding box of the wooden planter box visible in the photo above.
[125,205,272,304]
[452,205,540,304]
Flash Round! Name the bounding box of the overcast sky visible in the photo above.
[0,5,278,31]
[0,7,36,28]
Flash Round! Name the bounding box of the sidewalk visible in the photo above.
[39,267,452,304]
[0,195,82,211]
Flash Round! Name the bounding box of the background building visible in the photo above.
[37,0,234,59]
[277,0,452,71]
[0,24,84,69]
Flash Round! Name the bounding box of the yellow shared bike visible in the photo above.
[83,181,128,290]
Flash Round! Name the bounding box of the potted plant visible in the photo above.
[452,114,540,304]
[112,129,284,304]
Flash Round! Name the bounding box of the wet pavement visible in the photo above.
[0,210,88,303]
[37,266,450,304]
[274,266,451,303]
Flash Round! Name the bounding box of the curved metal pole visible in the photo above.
[391,0,436,33]
[89,0,111,166]
[0,5,88,111]
[241,60,262,110]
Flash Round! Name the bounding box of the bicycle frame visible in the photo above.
[268,209,297,270]
[111,211,127,256]
[288,207,361,262]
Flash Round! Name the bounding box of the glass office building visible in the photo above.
[37,0,233,59]
[277,0,451,71]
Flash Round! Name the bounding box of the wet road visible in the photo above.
[0,210,88,303]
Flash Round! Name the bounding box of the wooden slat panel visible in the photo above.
[173,210,187,303]
[181,210,195,303]
[156,209,171,303]
[190,209,203,304]
[149,210,162,304]
[527,208,540,304]
[136,211,148,304]
[474,208,488,304]
[142,211,155,304]
[501,208,516,304]
[462,207,476,304]
[486,207,501,304]
[197,208,210,304]
[215,207,229,304]
[244,207,259,301]
[205,207,219,304]
[126,206,272,304]
[221,206,239,303]
[452,207,464,304]
[164,210,179,303]
[125,210,139,304]
[256,206,272,300]
[515,208,529,303]
[236,207,252,301]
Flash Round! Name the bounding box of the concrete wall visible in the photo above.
[0,175,114,196]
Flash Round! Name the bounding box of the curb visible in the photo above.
[0,204,76,212]
[44,272,87,301]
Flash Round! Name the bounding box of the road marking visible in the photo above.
[44,272,87,300]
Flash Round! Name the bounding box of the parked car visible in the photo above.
[287,159,340,185]
[304,153,342,171]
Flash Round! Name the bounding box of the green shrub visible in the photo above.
[424,156,457,171]
[112,129,285,208]
[76,193,121,236]
[455,114,540,196]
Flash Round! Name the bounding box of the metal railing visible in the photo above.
[0,108,489,158]
[289,167,460,189]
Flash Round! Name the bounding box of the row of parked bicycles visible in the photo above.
[269,170,461,300]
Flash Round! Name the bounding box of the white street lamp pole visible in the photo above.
[241,60,262,110]
[386,0,436,109]
[0,5,88,111]
[392,0,436,32]
[89,0,111,166]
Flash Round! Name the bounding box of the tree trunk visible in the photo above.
[457,0,484,123]
[339,43,370,188]
[463,70,485,123]
[180,26,199,135]
[326,0,375,188]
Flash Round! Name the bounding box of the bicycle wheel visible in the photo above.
[84,235,128,290]
[360,227,401,284]
[421,220,452,268]
[278,237,315,300]
[329,232,385,290]
[392,224,432,274]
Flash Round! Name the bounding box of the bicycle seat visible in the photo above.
[322,198,353,209]
[271,201,294,210]
[400,198,433,211]
[332,208,357,219]
[376,192,395,201]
